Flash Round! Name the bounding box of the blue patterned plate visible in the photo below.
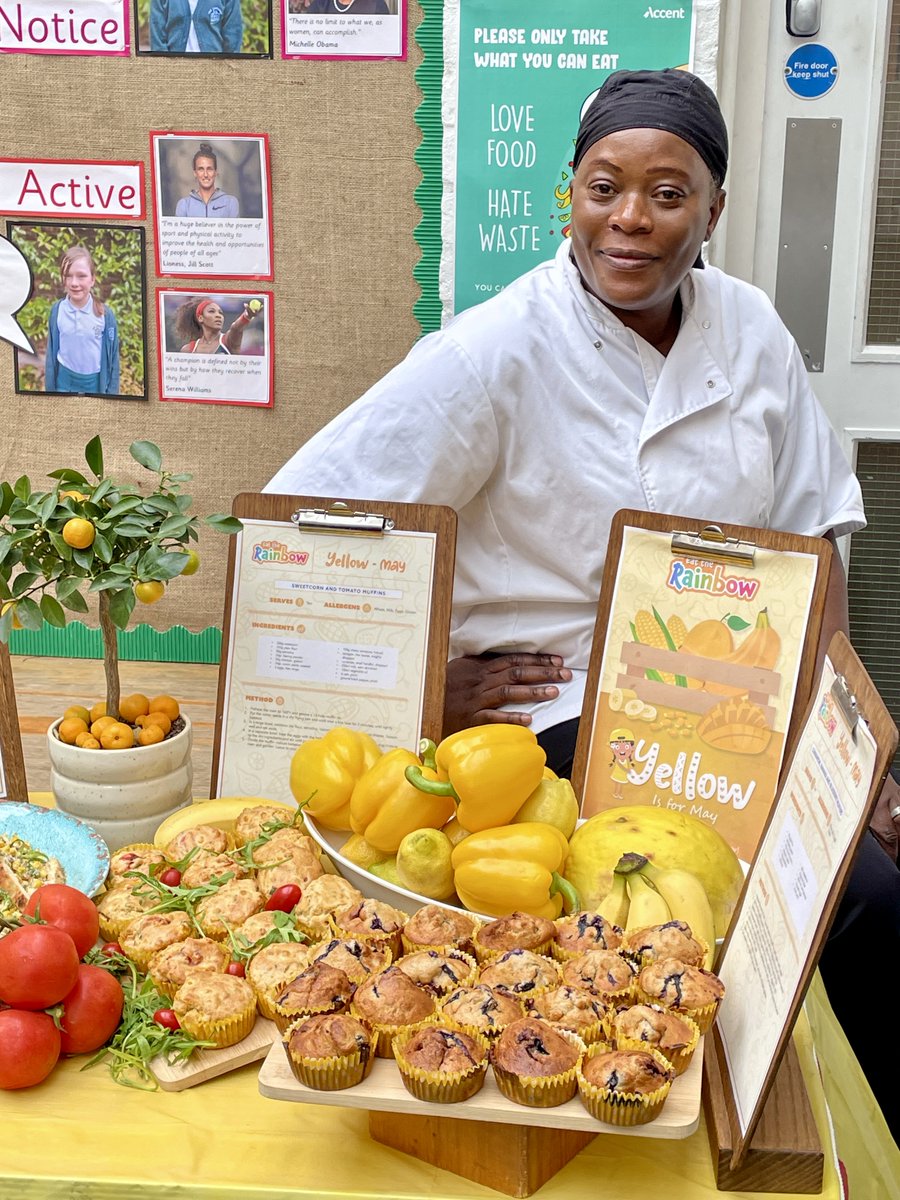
[0,802,109,897]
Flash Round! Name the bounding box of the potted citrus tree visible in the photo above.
[0,436,241,848]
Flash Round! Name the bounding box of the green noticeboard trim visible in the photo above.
[413,0,445,336]
[9,623,222,664]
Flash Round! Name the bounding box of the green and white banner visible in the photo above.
[442,0,696,318]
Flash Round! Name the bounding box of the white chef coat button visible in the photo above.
[594,339,603,349]
[702,320,711,329]
[706,380,715,388]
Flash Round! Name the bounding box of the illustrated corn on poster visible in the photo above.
[582,526,820,862]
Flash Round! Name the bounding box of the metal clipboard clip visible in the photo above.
[670,524,757,567]
[290,501,395,538]
[830,673,863,741]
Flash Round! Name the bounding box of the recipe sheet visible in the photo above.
[717,656,877,1134]
[216,518,436,801]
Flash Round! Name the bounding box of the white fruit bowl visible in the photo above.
[303,813,489,919]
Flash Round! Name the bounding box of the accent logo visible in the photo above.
[251,540,309,565]
[644,6,686,17]
[666,559,759,600]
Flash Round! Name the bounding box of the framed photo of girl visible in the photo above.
[150,132,273,280]
[7,221,147,401]
[282,0,405,60]
[135,0,273,57]
[156,288,274,407]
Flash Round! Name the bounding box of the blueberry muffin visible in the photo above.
[608,1002,700,1075]
[560,949,636,1003]
[332,898,407,958]
[490,1017,584,1107]
[308,937,392,985]
[525,984,606,1043]
[474,911,555,962]
[577,1044,674,1125]
[350,966,436,1057]
[272,961,354,1032]
[394,949,477,996]
[247,942,314,1021]
[635,956,725,1033]
[394,1024,489,1103]
[624,920,707,968]
[439,984,524,1039]
[401,905,479,955]
[479,949,561,998]
[283,1012,376,1090]
[552,911,624,961]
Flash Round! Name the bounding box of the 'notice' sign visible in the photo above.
[0,0,129,55]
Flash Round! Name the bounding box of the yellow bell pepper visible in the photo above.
[405,726,546,832]
[451,822,580,919]
[289,727,381,831]
[349,742,454,854]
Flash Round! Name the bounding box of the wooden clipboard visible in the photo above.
[210,493,457,800]
[710,630,897,1176]
[571,509,834,863]
[0,641,28,802]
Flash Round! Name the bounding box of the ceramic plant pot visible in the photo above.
[47,717,193,852]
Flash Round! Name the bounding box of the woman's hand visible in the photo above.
[442,653,572,737]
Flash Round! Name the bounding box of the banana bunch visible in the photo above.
[603,853,717,968]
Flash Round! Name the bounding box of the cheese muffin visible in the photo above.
[272,962,354,1032]
[195,878,264,941]
[624,920,707,968]
[394,949,477,997]
[474,911,555,962]
[252,827,320,866]
[247,942,314,1021]
[166,824,230,861]
[636,957,725,1033]
[234,804,295,846]
[283,1012,376,1090]
[609,1002,700,1075]
[256,850,324,900]
[309,937,392,984]
[95,881,158,942]
[491,1017,584,1107]
[148,936,230,998]
[292,875,364,940]
[577,1044,674,1125]
[172,971,257,1047]
[479,949,561,998]
[439,984,524,1039]
[119,911,193,973]
[350,966,436,1057]
[561,949,636,1003]
[394,1024,489,1103]
[401,905,479,955]
[552,912,624,962]
[525,984,606,1043]
[180,851,246,890]
[107,843,167,883]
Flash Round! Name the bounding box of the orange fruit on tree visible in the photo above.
[100,722,135,750]
[134,581,165,604]
[75,733,101,749]
[58,717,89,744]
[62,518,95,549]
[137,724,165,747]
[89,701,107,723]
[148,695,180,721]
[119,694,150,723]
[60,489,89,502]
[63,704,91,725]
[137,711,172,736]
[91,715,117,738]
[180,549,200,576]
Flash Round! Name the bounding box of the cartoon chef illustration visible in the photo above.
[608,727,636,800]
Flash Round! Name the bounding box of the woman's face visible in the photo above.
[570,127,725,325]
[193,156,217,192]
[197,302,224,332]
[62,257,95,305]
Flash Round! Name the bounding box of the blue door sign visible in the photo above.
[784,43,839,99]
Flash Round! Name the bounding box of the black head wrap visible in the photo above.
[573,68,728,187]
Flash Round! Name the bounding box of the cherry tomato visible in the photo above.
[0,1010,61,1090]
[0,924,80,1010]
[225,961,246,977]
[158,868,182,887]
[58,965,125,1056]
[264,884,302,913]
[23,883,100,959]
[153,1008,180,1031]
[101,942,123,957]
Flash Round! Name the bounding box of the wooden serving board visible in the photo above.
[152,1017,278,1091]
[258,1036,702,1138]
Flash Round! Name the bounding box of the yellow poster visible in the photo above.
[582,527,819,862]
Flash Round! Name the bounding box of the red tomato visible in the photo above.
[23,883,100,959]
[0,1010,61,1089]
[101,942,122,957]
[225,961,246,977]
[0,924,79,1009]
[158,868,182,887]
[153,1008,180,1031]
[58,965,125,1055]
[264,884,302,913]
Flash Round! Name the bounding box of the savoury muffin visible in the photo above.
[119,910,193,973]
[247,942,314,1021]
[195,878,264,941]
[234,804,295,846]
[624,920,707,968]
[231,910,302,954]
[440,984,524,1039]
[474,911,555,961]
[636,957,725,1033]
[394,949,477,996]
[331,898,407,958]
[525,984,606,1043]
[283,1012,376,1090]
[257,851,324,900]
[609,1002,700,1075]
[252,827,320,866]
[309,937,392,985]
[180,851,246,890]
[172,971,257,1048]
[394,1024,489,1103]
[293,875,364,940]
[401,905,479,955]
[148,936,230,997]
[350,966,436,1056]
[272,961,354,1032]
[479,949,561,998]
[107,843,167,883]
[95,881,158,942]
[491,1017,584,1107]
[561,949,636,1003]
[166,824,230,861]
[577,1044,674,1125]
[553,912,624,961]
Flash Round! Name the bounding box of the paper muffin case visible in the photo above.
[529,1012,606,1047]
[418,950,478,995]
[252,985,291,1024]
[472,936,553,965]
[393,1028,489,1103]
[625,938,712,972]
[490,1029,586,1108]
[293,913,332,942]
[437,994,525,1042]
[329,919,404,961]
[108,842,166,882]
[282,1025,379,1091]
[178,1000,257,1049]
[349,1009,437,1060]
[272,994,350,1035]
[97,909,141,945]
[609,1013,700,1076]
[576,1043,674,1126]
[400,920,481,959]
[633,988,720,1035]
